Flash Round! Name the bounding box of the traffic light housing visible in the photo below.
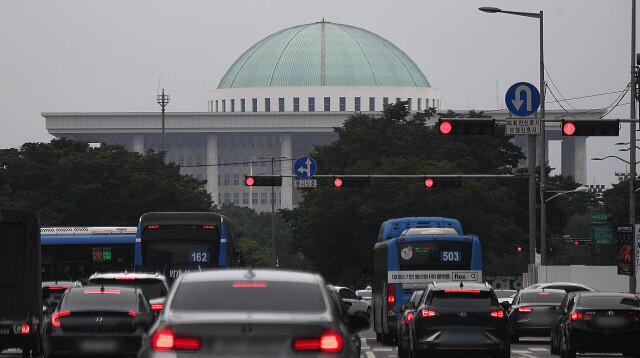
[333,176,371,188]
[561,120,619,136]
[244,175,282,186]
[438,118,495,135]
[424,177,462,188]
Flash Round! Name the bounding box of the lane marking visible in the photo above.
[373,348,393,352]
[366,351,376,358]
[529,347,548,352]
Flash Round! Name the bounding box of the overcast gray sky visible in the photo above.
[1,1,637,187]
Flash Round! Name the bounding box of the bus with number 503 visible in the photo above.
[134,212,240,282]
[372,217,482,345]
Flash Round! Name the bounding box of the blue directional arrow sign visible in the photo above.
[294,156,317,179]
[505,82,540,117]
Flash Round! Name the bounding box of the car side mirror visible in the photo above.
[499,301,510,311]
[406,302,416,310]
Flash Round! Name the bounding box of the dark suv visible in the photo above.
[409,282,510,358]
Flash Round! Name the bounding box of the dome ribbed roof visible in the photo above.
[217,21,430,89]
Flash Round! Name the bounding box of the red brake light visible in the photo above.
[406,312,414,322]
[151,303,163,310]
[20,325,30,334]
[320,332,343,352]
[147,225,159,229]
[538,292,550,295]
[51,311,70,327]
[115,276,136,280]
[48,286,72,290]
[628,312,640,321]
[293,331,343,353]
[84,289,120,294]
[128,311,137,317]
[444,289,480,293]
[203,225,215,229]
[571,312,583,321]
[491,311,504,318]
[518,307,532,313]
[387,284,396,311]
[232,281,267,288]
[151,327,200,351]
[422,310,437,317]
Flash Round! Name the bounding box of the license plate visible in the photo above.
[449,331,477,341]
[79,339,118,353]
[596,317,626,328]
[0,328,8,335]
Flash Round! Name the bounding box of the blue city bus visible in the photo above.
[372,218,482,344]
[134,212,237,281]
[41,227,137,282]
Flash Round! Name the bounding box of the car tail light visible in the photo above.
[128,311,137,316]
[518,307,532,313]
[491,311,504,318]
[406,312,414,322]
[387,284,395,311]
[628,312,640,321]
[51,311,71,327]
[571,312,594,321]
[203,225,216,229]
[20,325,30,334]
[293,331,343,353]
[151,327,200,351]
[151,303,163,310]
[422,310,437,317]
[48,286,72,290]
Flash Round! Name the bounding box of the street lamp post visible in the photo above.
[544,185,589,203]
[156,89,170,152]
[480,6,545,275]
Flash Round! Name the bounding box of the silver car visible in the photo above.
[137,269,369,357]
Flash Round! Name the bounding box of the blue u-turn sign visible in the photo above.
[505,82,540,117]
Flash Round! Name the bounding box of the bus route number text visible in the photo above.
[440,251,461,262]
[189,251,210,263]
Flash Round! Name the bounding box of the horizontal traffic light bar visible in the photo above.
[438,118,496,135]
[244,175,282,186]
[333,176,370,187]
[561,119,620,136]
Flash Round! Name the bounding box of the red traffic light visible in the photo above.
[574,241,579,245]
[439,121,452,135]
[245,177,255,186]
[425,178,434,187]
[334,178,343,187]
[517,247,522,252]
[563,122,576,136]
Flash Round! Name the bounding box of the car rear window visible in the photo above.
[544,285,591,293]
[494,291,516,299]
[579,296,640,309]
[88,278,167,299]
[429,290,494,307]
[520,291,566,304]
[63,289,137,311]
[170,281,326,312]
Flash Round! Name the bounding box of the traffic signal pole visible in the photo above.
[629,0,637,294]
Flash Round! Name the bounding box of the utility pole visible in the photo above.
[630,0,637,294]
[157,89,170,152]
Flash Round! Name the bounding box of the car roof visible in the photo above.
[88,271,168,281]
[42,280,81,287]
[526,282,595,290]
[575,291,639,299]
[179,268,322,284]
[519,288,567,295]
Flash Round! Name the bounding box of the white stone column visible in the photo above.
[561,136,587,184]
[280,133,294,209]
[132,134,144,154]
[206,134,220,205]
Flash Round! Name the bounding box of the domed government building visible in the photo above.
[43,21,598,211]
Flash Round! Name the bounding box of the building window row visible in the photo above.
[218,192,281,205]
[210,97,439,113]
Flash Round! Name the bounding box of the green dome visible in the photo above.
[218,21,430,89]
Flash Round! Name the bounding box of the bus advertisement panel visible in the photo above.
[372,223,482,344]
[135,212,236,281]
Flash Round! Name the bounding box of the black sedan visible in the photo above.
[409,282,510,358]
[43,286,154,357]
[396,289,423,358]
[558,292,640,358]
[507,288,566,342]
[137,269,370,358]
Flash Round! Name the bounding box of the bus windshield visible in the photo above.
[397,240,472,270]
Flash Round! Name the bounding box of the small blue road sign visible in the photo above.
[505,82,540,117]
[294,156,317,179]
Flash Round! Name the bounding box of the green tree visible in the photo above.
[282,104,529,287]
[0,138,212,226]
